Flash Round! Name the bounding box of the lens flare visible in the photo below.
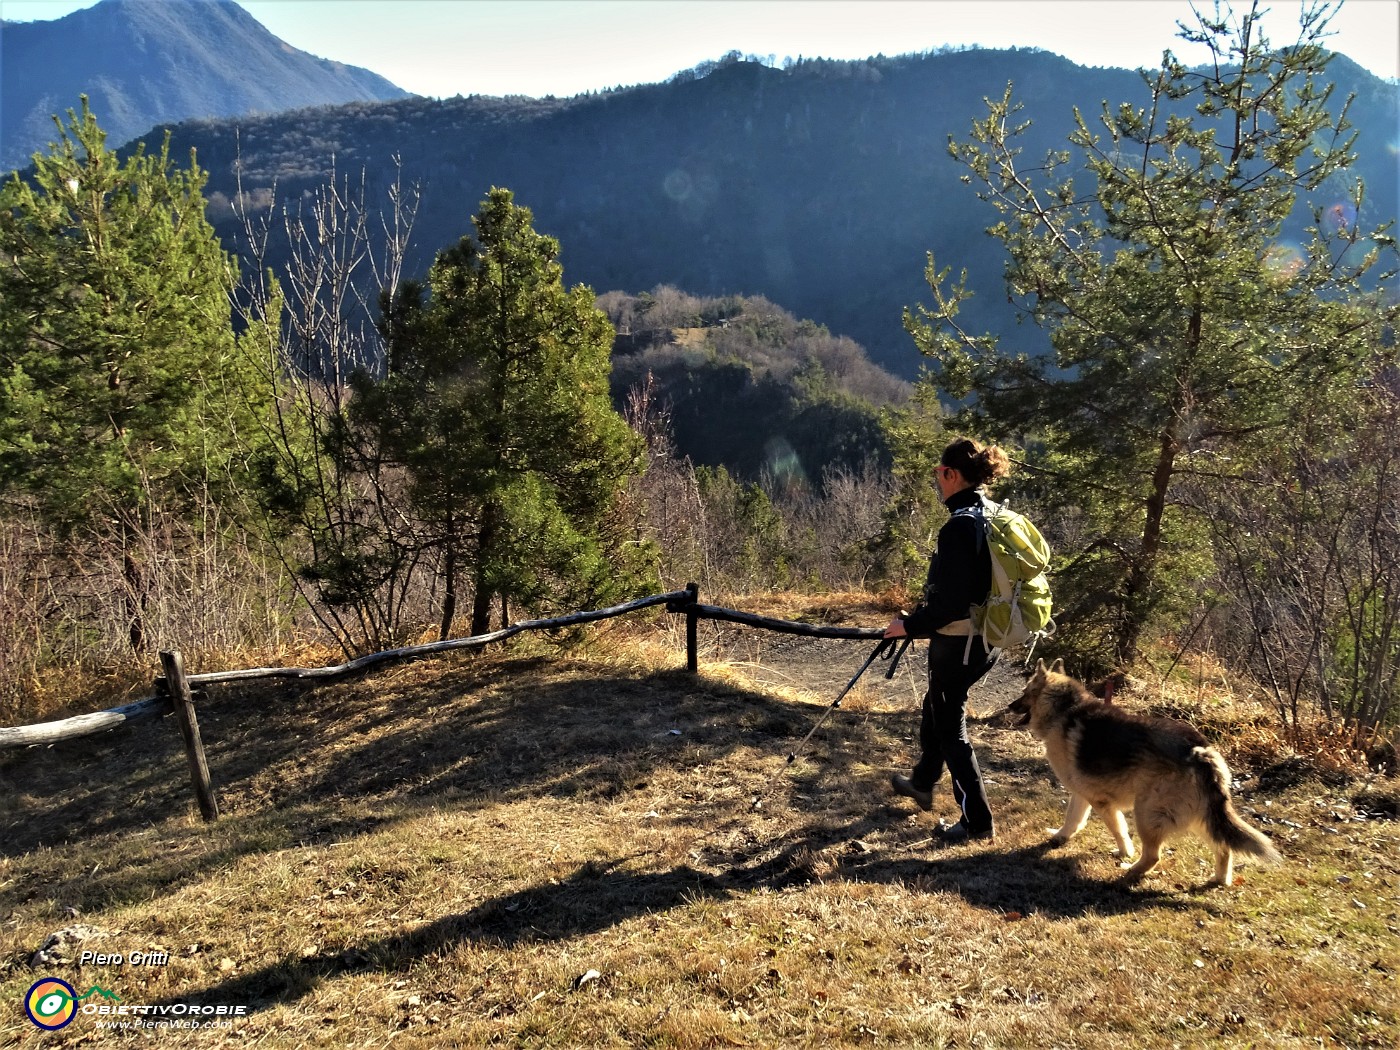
[1262,244,1305,280]
[1322,200,1357,233]
[764,436,807,488]
[662,168,692,202]
[663,168,717,221]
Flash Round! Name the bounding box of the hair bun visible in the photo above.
[943,438,1012,486]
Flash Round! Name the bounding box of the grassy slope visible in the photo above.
[1,614,1397,1048]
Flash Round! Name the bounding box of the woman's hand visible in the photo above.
[883,616,907,639]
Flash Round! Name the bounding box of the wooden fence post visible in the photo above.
[685,581,699,673]
[159,650,219,822]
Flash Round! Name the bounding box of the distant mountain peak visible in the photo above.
[1,0,410,171]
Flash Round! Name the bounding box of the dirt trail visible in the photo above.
[696,622,1031,715]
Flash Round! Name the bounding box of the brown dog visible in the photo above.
[1008,658,1281,886]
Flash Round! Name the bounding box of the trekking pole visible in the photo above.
[787,636,908,764]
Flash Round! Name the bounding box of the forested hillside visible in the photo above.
[601,287,907,482]
[146,47,1399,376]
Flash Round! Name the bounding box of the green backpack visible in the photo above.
[954,497,1056,656]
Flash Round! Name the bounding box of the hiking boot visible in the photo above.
[890,773,933,812]
[932,820,995,845]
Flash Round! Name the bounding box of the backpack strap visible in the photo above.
[951,499,989,556]
[952,496,998,665]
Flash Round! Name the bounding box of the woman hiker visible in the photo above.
[883,437,1010,844]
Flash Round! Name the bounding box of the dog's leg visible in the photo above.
[1122,824,1163,883]
[1210,845,1235,887]
[1100,808,1136,862]
[1049,795,1092,845]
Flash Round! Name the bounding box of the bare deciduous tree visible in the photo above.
[232,153,427,655]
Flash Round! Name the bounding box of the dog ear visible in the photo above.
[1033,658,1048,675]
[1050,657,1066,673]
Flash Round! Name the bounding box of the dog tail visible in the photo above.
[1194,747,1283,865]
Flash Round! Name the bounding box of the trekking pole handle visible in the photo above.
[882,636,912,679]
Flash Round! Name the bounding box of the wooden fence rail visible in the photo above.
[1,584,892,819]
[184,589,698,687]
[0,694,172,751]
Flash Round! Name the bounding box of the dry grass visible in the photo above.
[2,612,1397,1048]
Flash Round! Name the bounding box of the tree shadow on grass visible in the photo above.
[0,660,738,848]
[1,651,1222,927]
[155,859,735,1013]
[47,648,1228,1018]
[1,655,903,908]
[167,828,1211,1017]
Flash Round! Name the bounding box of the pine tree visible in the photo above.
[906,2,1398,668]
[0,98,277,650]
[870,386,947,587]
[353,187,649,638]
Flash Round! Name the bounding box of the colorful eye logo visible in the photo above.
[25,977,78,1030]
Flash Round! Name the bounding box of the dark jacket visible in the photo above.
[900,487,993,638]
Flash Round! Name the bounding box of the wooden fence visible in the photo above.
[1,585,887,821]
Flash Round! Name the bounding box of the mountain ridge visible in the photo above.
[154,46,1397,377]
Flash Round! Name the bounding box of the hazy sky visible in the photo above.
[2,0,1397,96]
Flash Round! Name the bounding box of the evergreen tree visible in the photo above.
[868,385,948,588]
[907,1,1398,668]
[355,188,649,638]
[0,98,276,650]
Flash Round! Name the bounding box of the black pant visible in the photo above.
[909,633,997,834]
